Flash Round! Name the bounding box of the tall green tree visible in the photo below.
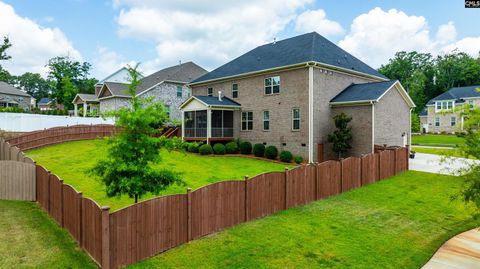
[435,50,480,91]
[46,56,96,108]
[91,64,184,203]
[328,113,353,159]
[0,36,13,83]
[14,72,51,100]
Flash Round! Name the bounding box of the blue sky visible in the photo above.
[1,0,479,79]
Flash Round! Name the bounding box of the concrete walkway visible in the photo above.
[409,153,480,175]
[422,228,480,269]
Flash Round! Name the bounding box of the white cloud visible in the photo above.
[114,0,312,71]
[338,8,480,68]
[295,9,344,37]
[92,47,136,79]
[0,1,81,76]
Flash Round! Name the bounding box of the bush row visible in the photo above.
[178,139,304,164]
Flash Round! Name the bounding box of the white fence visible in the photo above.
[0,113,115,132]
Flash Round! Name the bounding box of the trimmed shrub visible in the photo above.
[225,141,238,154]
[294,156,304,164]
[265,145,278,160]
[213,143,226,155]
[253,143,265,157]
[187,143,200,153]
[199,144,213,155]
[279,150,293,163]
[239,141,252,154]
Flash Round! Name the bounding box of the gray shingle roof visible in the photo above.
[194,96,241,107]
[0,81,31,97]
[102,62,207,97]
[192,32,386,84]
[38,97,51,104]
[427,85,480,105]
[330,80,398,103]
[419,110,428,116]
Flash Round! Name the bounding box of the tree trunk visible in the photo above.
[135,194,138,203]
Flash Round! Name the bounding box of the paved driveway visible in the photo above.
[410,153,480,175]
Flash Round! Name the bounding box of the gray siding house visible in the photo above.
[0,81,32,111]
[421,85,480,133]
[181,32,415,162]
[97,62,207,122]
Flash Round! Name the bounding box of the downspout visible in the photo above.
[308,62,314,163]
[371,101,375,153]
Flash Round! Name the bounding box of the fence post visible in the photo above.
[406,145,409,171]
[339,158,344,193]
[244,176,249,222]
[187,188,192,242]
[78,192,83,247]
[59,179,64,227]
[313,163,318,200]
[101,206,110,269]
[284,167,289,209]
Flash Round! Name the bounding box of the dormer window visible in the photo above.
[207,87,213,96]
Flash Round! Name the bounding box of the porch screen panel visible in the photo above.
[212,110,223,138]
[223,111,234,137]
[195,110,207,138]
[184,111,195,137]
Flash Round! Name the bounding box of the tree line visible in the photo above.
[0,36,97,110]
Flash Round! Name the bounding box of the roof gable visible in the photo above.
[180,95,241,110]
[192,32,386,84]
[330,80,415,107]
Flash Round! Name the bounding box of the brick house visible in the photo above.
[421,85,480,133]
[0,81,32,111]
[180,32,415,162]
[97,62,207,121]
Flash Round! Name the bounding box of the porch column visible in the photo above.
[207,108,212,144]
[74,103,78,116]
[181,111,185,140]
[83,102,87,117]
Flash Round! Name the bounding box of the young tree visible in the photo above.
[91,64,184,203]
[0,36,12,61]
[328,113,353,159]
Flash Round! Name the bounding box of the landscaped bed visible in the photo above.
[0,200,96,268]
[26,139,294,211]
[127,171,478,268]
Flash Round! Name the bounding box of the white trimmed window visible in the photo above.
[436,102,442,110]
[451,116,456,126]
[263,111,270,131]
[165,105,171,119]
[435,101,454,112]
[292,108,300,130]
[264,76,280,95]
[207,87,213,96]
[232,83,238,98]
[176,86,182,97]
[241,111,253,131]
[435,117,440,127]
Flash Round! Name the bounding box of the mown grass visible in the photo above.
[0,200,96,268]
[412,134,465,147]
[26,139,293,211]
[128,171,478,269]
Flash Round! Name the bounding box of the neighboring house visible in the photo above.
[37,97,64,111]
[72,93,99,117]
[0,81,32,111]
[97,62,208,121]
[422,85,480,133]
[94,67,143,97]
[181,32,415,162]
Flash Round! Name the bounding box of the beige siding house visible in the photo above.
[421,85,480,133]
[180,32,415,162]
[0,81,33,111]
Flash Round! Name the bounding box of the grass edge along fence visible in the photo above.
[1,129,409,269]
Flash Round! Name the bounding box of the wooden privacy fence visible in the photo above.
[1,132,409,268]
[6,124,116,151]
[0,138,36,200]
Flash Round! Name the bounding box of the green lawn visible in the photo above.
[26,139,293,211]
[127,171,478,269]
[0,200,96,268]
[412,134,464,147]
[412,146,477,159]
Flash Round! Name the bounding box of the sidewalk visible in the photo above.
[422,228,480,269]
